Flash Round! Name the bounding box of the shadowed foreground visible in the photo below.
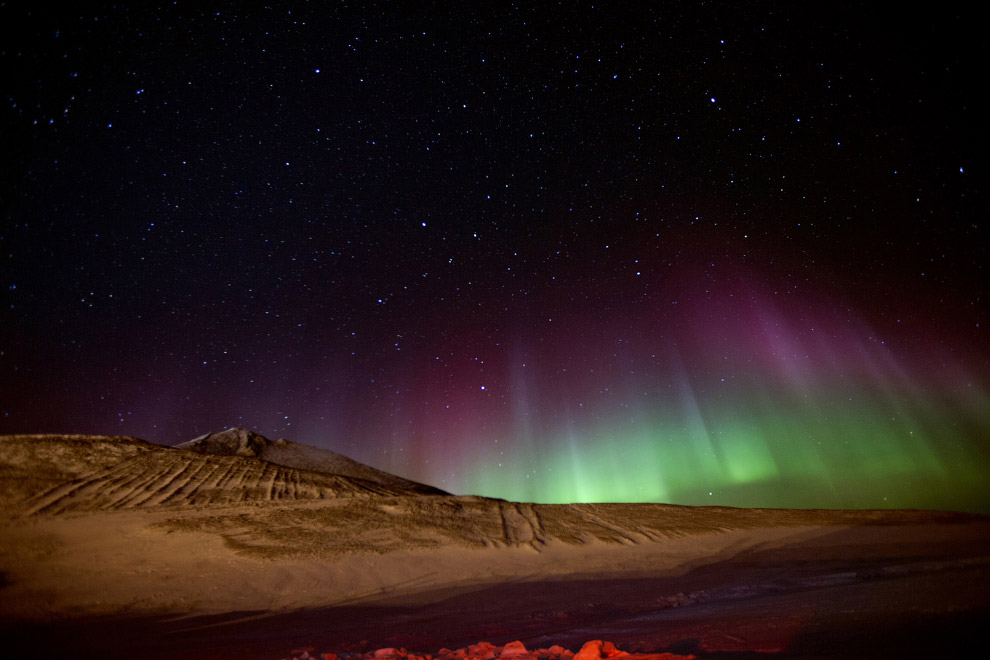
[2,432,988,659]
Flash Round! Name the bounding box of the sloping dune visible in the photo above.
[21,450,421,515]
[178,427,447,495]
[2,433,430,517]
[0,434,158,503]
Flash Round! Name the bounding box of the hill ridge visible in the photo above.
[0,429,446,515]
[177,427,446,495]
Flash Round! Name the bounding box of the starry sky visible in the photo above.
[2,2,987,512]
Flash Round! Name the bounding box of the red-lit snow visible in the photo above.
[281,639,694,660]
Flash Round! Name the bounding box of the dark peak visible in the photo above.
[179,427,272,457]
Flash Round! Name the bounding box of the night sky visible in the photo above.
[3,2,987,512]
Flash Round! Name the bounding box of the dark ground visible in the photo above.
[5,525,988,660]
